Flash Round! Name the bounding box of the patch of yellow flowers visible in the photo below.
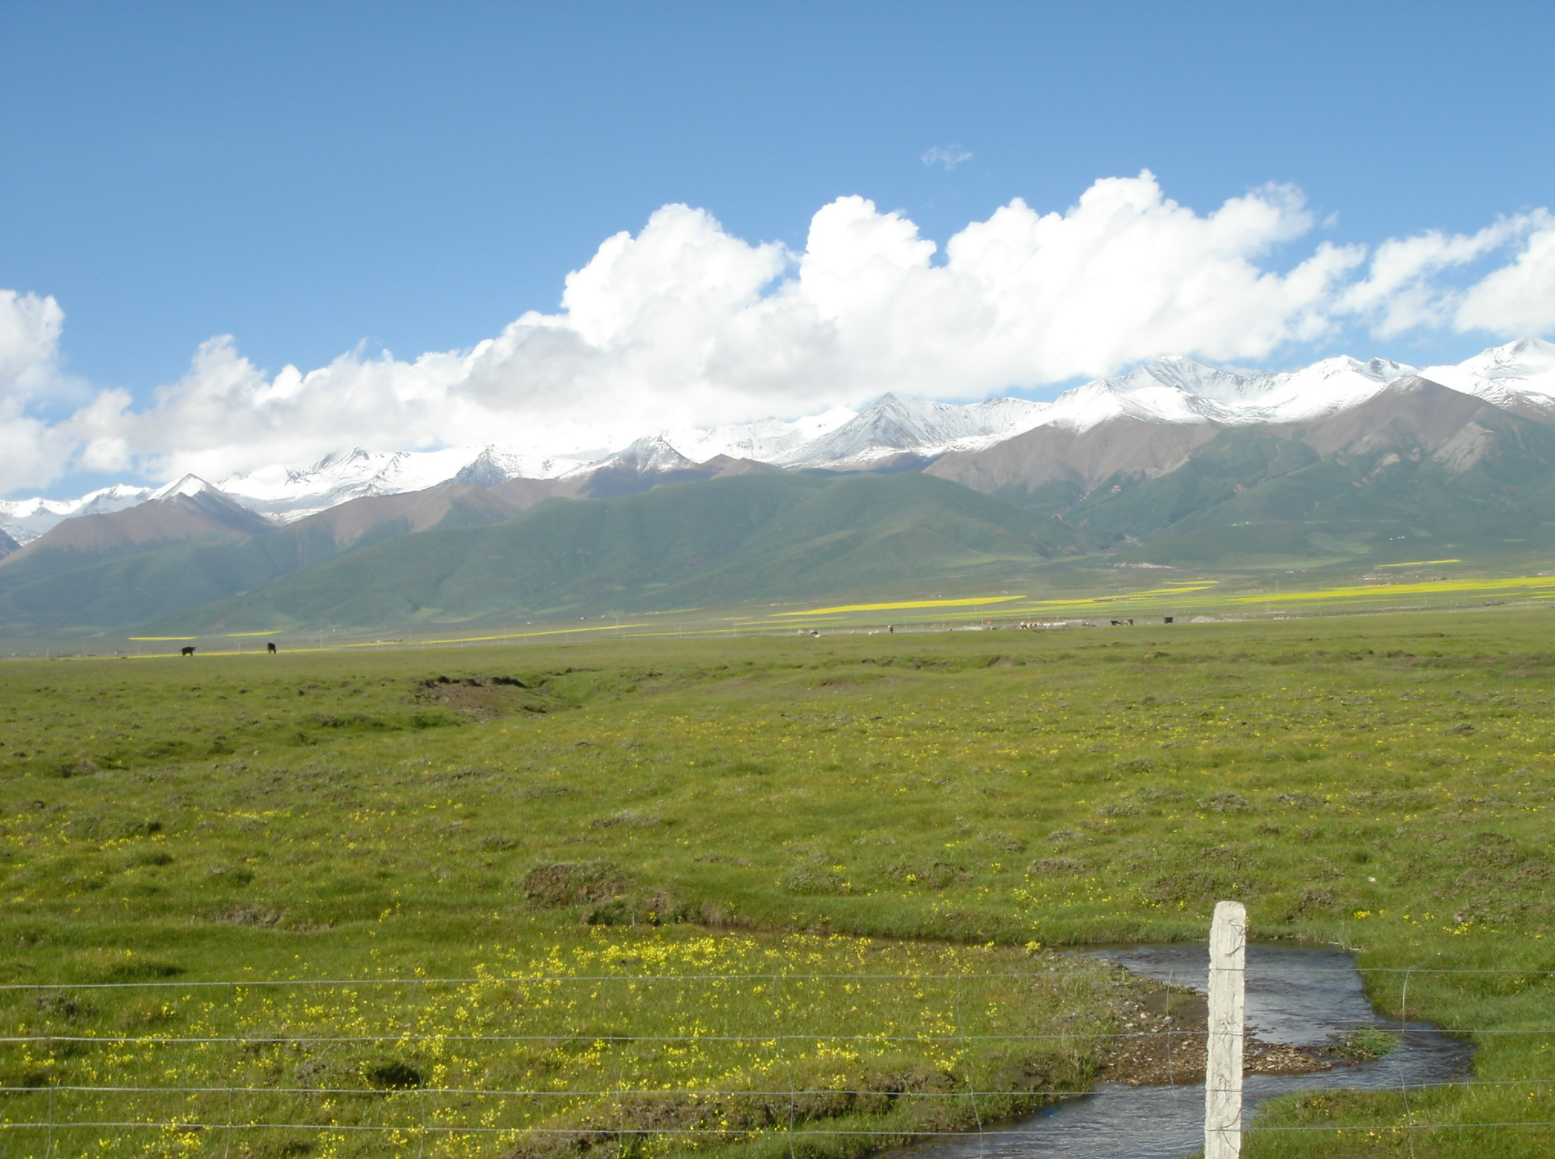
[2,932,1125,1158]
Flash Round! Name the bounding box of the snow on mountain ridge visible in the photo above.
[1218,356,1415,424]
[1033,352,1425,435]
[780,393,1050,467]
[217,449,424,522]
[446,447,592,488]
[0,482,156,544]
[6,339,1553,536]
[1110,355,1274,402]
[215,445,596,522]
[660,408,858,463]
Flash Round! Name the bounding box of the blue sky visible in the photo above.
[2,1,1553,495]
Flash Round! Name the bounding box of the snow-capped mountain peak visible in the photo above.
[588,435,698,474]
[1422,338,1555,398]
[778,392,1049,468]
[150,474,219,500]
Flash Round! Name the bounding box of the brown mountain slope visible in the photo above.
[926,414,1221,495]
[286,483,533,549]
[928,377,1554,503]
[1288,376,1537,470]
[0,486,273,568]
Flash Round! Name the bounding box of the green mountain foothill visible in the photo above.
[155,471,1082,634]
[0,482,528,638]
[0,454,778,637]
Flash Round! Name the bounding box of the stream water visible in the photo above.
[890,944,1472,1159]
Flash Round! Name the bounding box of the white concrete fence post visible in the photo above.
[1205,899,1246,1159]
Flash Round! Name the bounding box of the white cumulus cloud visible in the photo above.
[1340,211,1553,338]
[1455,214,1555,336]
[0,290,64,399]
[5,171,1555,494]
[0,290,80,494]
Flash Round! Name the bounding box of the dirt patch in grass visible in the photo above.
[415,675,557,720]
[1028,856,1087,876]
[521,861,626,907]
[883,861,969,888]
[211,902,285,926]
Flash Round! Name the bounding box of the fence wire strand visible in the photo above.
[5,1119,1555,1136]
[3,964,1551,992]
[2,965,1550,1152]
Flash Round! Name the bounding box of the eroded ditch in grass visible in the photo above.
[890,944,1472,1159]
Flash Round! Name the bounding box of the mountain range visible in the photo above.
[2,338,1553,636]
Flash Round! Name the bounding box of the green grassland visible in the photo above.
[19,545,1555,666]
[2,611,1555,1157]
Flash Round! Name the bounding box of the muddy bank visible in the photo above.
[888,943,1472,1159]
[1100,980,1338,1086]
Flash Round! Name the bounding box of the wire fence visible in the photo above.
[1,967,1552,1157]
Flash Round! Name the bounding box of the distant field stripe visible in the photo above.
[1373,559,1464,568]
[1234,574,1555,605]
[1005,582,1220,613]
[372,624,631,646]
[126,636,198,641]
[777,596,1024,616]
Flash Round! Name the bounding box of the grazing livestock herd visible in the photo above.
[179,642,278,657]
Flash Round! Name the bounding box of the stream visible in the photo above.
[890,944,1471,1159]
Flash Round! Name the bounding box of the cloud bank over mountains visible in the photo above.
[3,172,1554,496]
